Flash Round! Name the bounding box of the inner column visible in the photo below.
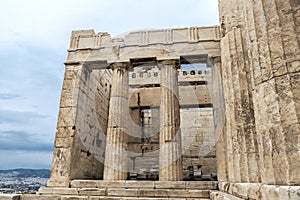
[158,60,183,181]
[103,62,130,180]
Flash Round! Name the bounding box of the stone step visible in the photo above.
[66,197,211,200]
[38,181,217,199]
[21,195,211,200]
[89,198,211,200]
[70,180,218,190]
[39,188,211,198]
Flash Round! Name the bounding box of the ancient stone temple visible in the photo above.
[38,25,220,198]
[1,0,299,199]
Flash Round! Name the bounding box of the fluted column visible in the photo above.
[212,58,228,182]
[159,60,183,181]
[103,62,130,180]
[219,0,300,185]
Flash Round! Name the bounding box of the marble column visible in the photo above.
[212,58,228,182]
[158,60,183,181]
[103,62,130,180]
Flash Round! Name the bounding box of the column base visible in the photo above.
[218,181,300,200]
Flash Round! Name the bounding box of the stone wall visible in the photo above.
[216,0,300,198]
[48,65,112,187]
[181,108,216,178]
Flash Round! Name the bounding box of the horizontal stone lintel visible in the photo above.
[65,53,213,71]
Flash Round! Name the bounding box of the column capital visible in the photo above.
[109,62,132,70]
[157,59,180,69]
[212,56,221,64]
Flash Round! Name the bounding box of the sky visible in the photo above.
[0,0,219,170]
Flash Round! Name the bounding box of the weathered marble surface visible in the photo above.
[216,0,300,199]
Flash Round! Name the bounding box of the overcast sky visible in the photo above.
[0,0,219,170]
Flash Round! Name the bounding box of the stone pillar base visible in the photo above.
[218,181,300,200]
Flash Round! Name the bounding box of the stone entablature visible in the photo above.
[66,26,220,67]
[69,26,220,49]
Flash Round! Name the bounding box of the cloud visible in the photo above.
[0,109,51,125]
[0,44,63,120]
[0,108,56,146]
[0,130,53,152]
[0,93,20,100]
[0,150,52,170]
